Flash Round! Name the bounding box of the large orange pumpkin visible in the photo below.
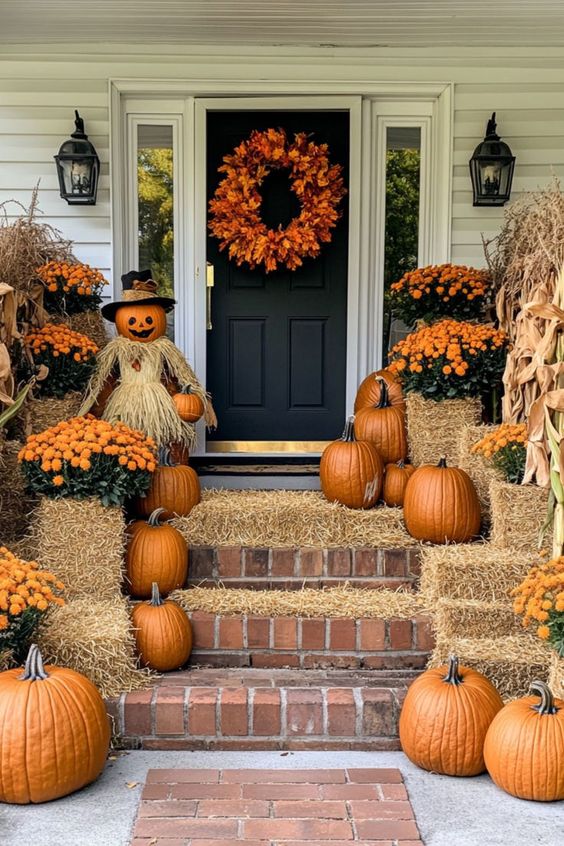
[0,644,110,804]
[132,583,193,672]
[403,456,481,543]
[354,369,405,412]
[173,385,205,423]
[484,680,564,801]
[115,303,167,343]
[135,447,201,519]
[320,416,384,509]
[399,654,503,777]
[353,378,408,464]
[383,460,416,507]
[126,507,188,599]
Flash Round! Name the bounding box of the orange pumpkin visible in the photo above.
[126,507,188,599]
[399,654,503,777]
[0,644,110,804]
[114,303,167,343]
[403,456,481,544]
[173,385,205,423]
[135,447,201,519]
[320,416,384,509]
[132,583,193,672]
[354,369,405,412]
[353,378,408,464]
[484,680,564,801]
[383,460,416,507]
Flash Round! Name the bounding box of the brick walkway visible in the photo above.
[130,767,422,845]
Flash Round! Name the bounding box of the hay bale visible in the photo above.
[490,479,549,554]
[26,392,83,435]
[51,310,109,350]
[457,425,502,528]
[420,543,533,605]
[0,439,36,544]
[172,489,416,549]
[406,392,482,467]
[0,650,10,671]
[548,653,564,699]
[37,597,151,699]
[171,585,425,619]
[429,633,550,701]
[434,597,520,640]
[30,497,126,600]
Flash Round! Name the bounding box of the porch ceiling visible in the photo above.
[2,0,564,48]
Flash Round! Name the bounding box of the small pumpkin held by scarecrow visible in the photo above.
[80,269,216,451]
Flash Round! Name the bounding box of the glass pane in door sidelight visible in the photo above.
[137,124,174,338]
[382,126,421,360]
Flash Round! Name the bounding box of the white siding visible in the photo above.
[0,46,563,289]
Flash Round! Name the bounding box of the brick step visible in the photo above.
[187,611,434,670]
[187,546,420,591]
[108,667,419,751]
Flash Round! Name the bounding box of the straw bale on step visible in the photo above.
[37,597,151,699]
[0,439,36,544]
[0,651,10,671]
[434,597,520,641]
[406,393,482,467]
[173,489,416,549]
[171,585,426,619]
[489,479,549,554]
[419,543,533,605]
[457,425,502,527]
[52,310,108,350]
[429,633,551,701]
[25,392,83,435]
[30,497,126,600]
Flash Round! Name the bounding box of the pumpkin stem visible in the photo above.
[150,582,165,606]
[530,680,558,715]
[148,507,167,527]
[180,385,193,395]
[375,377,390,409]
[443,654,463,685]
[341,416,357,443]
[157,445,177,467]
[397,460,405,469]
[438,456,448,468]
[19,643,49,682]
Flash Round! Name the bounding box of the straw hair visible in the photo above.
[170,585,426,619]
[37,597,151,699]
[434,597,520,641]
[26,391,83,435]
[172,489,417,549]
[489,479,549,553]
[406,392,482,467]
[0,439,36,545]
[457,424,502,526]
[419,543,534,605]
[29,497,126,600]
[548,652,564,699]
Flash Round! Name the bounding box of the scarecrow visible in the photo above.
[80,269,216,452]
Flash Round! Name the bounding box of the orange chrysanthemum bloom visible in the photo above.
[36,261,108,316]
[24,324,98,399]
[513,557,564,653]
[389,263,491,324]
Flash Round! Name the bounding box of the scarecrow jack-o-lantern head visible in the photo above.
[101,269,175,343]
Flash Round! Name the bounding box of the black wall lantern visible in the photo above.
[469,112,515,207]
[54,110,100,205]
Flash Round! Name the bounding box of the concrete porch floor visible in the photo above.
[1,750,562,846]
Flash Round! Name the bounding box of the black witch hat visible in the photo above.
[101,269,176,323]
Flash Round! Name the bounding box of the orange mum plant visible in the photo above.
[208,127,346,273]
[24,323,98,398]
[472,423,527,484]
[389,263,491,324]
[0,546,65,664]
[18,415,157,506]
[513,556,564,656]
[388,318,508,401]
[36,260,108,315]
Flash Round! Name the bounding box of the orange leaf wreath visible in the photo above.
[208,128,347,273]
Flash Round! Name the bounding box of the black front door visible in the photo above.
[206,110,349,449]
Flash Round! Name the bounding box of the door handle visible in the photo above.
[206,262,214,330]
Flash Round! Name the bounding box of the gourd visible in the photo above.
[354,369,405,412]
[320,416,384,509]
[399,654,503,777]
[382,460,415,507]
[114,302,167,343]
[173,385,205,423]
[132,583,193,672]
[135,447,200,519]
[0,644,110,804]
[353,378,408,464]
[403,456,481,544]
[483,680,564,801]
[126,507,188,599]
